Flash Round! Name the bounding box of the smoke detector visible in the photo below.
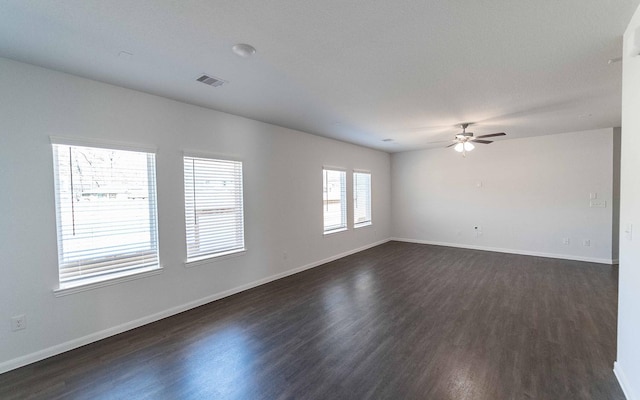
[232,43,256,58]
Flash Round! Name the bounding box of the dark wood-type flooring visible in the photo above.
[0,242,622,399]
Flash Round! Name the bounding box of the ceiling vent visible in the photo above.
[196,74,227,87]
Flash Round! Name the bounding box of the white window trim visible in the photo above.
[50,136,157,153]
[54,265,163,297]
[51,139,160,293]
[323,227,349,236]
[182,150,242,162]
[183,155,246,263]
[184,248,247,268]
[322,167,348,234]
[353,170,372,229]
[322,165,347,172]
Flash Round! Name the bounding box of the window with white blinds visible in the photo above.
[354,171,372,227]
[183,156,245,262]
[52,142,159,289]
[323,168,347,234]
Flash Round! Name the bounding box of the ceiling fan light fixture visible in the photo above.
[433,124,506,154]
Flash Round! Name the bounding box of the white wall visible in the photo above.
[391,129,616,263]
[613,127,621,261]
[0,58,391,372]
[615,4,640,400]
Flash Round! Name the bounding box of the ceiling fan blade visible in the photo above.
[445,143,457,148]
[476,132,506,138]
[425,139,456,145]
[472,140,493,144]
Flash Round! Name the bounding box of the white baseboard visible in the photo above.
[614,361,636,400]
[0,238,390,374]
[391,237,616,265]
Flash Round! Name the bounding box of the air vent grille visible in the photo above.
[196,74,227,87]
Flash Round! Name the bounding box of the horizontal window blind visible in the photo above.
[354,172,372,227]
[184,156,245,261]
[52,143,159,286]
[323,168,347,233]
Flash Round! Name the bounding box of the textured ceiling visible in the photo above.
[1,0,638,152]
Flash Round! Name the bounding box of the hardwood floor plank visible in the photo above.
[0,242,623,399]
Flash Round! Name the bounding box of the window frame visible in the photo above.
[322,167,348,235]
[50,137,161,295]
[183,152,246,265]
[353,170,372,228]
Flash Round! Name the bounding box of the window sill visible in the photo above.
[54,266,163,297]
[323,227,348,236]
[355,222,373,229]
[185,248,247,268]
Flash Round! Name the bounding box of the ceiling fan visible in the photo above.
[441,123,506,156]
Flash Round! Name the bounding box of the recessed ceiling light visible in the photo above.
[232,43,256,58]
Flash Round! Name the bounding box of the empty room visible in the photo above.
[1,1,640,399]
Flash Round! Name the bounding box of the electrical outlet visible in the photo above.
[11,315,26,331]
[562,238,570,245]
[474,226,482,238]
[583,239,591,247]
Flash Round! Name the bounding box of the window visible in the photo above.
[354,171,372,227]
[323,168,347,234]
[52,140,159,289]
[183,156,245,262]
